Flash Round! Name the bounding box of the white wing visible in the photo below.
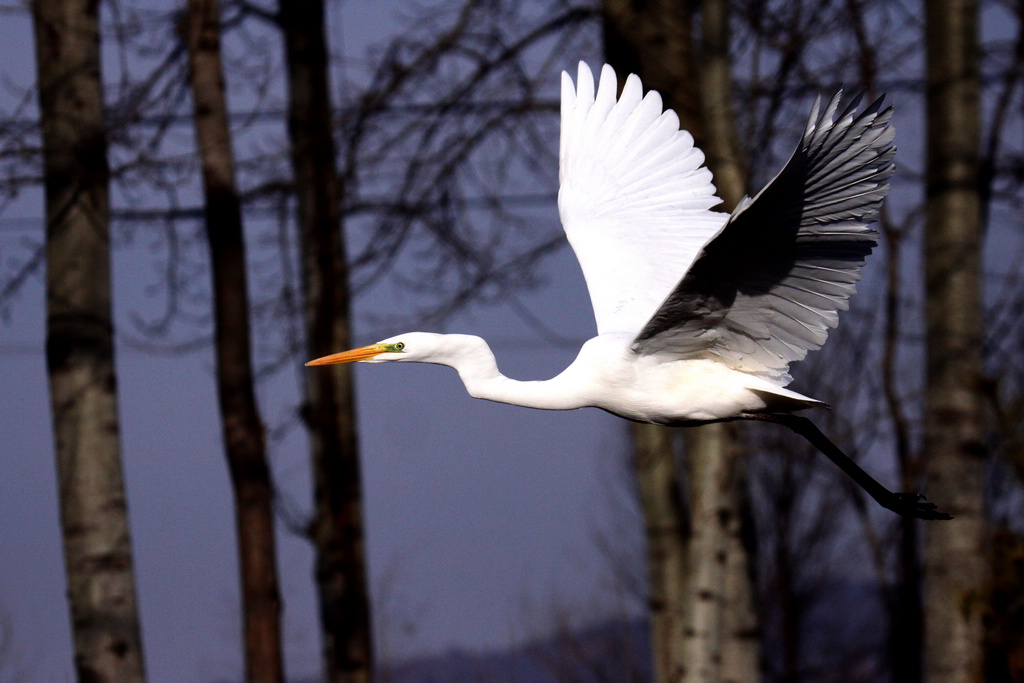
[633,91,895,383]
[558,63,726,336]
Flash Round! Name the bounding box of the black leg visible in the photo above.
[750,413,952,521]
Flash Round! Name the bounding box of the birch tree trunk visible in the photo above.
[697,8,758,680]
[631,424,689,682]
[183,2,285,681]
[923,0,990,681]
[604,4,699,678]
[698,0,746,211]
[604,1,758,680]
[677,426,745,683]
[279,2,374,681]
[31,0,147,680]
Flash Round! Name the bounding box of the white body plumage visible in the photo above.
[385,332,820,425]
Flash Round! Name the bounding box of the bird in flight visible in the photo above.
[309,63,950,520]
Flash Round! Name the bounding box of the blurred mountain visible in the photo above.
[381,616,650,683]
[378,580,886,683]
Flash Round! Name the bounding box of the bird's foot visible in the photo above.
[884,492,953,520]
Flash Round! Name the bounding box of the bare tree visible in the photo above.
[727,1,1021,680]
[44,3,589,678]
[977,2,1024,676]
[30,0,147,680]
[602,1,765,679]
[270,2,592,679]
[182,1,285,680]
[602,1,760,681]
[600,4,696,680]
[276,0,374,680]
[923,0,990,681]
[696,3,759,679]
[699,0,746,210]
[987,526,1024,681]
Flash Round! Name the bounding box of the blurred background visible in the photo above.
[1,0,1022,682]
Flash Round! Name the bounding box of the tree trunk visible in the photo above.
[604,2,758,681]
[844,4,926,675]
[602,0,703,144]
[182,2,285,681]
[279,2,374,681]
[31,1,147,680]
[697,4,758,679]
[923,0,989,681]
[631,424,689,683]
[686,427,759,683]
[605,0,698,668]
[678,425,737,683]
[698,0,746,211]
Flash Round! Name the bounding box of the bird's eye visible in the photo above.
[394,342,405,351]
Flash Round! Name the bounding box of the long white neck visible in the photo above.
[433,335,587,411]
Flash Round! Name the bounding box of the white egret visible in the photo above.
[309,63,950,520]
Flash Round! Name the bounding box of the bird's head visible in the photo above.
[305,332,451,366]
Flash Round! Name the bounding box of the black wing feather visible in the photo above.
[632,91,894,380]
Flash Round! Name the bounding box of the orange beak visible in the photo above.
[305,343,388,366]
